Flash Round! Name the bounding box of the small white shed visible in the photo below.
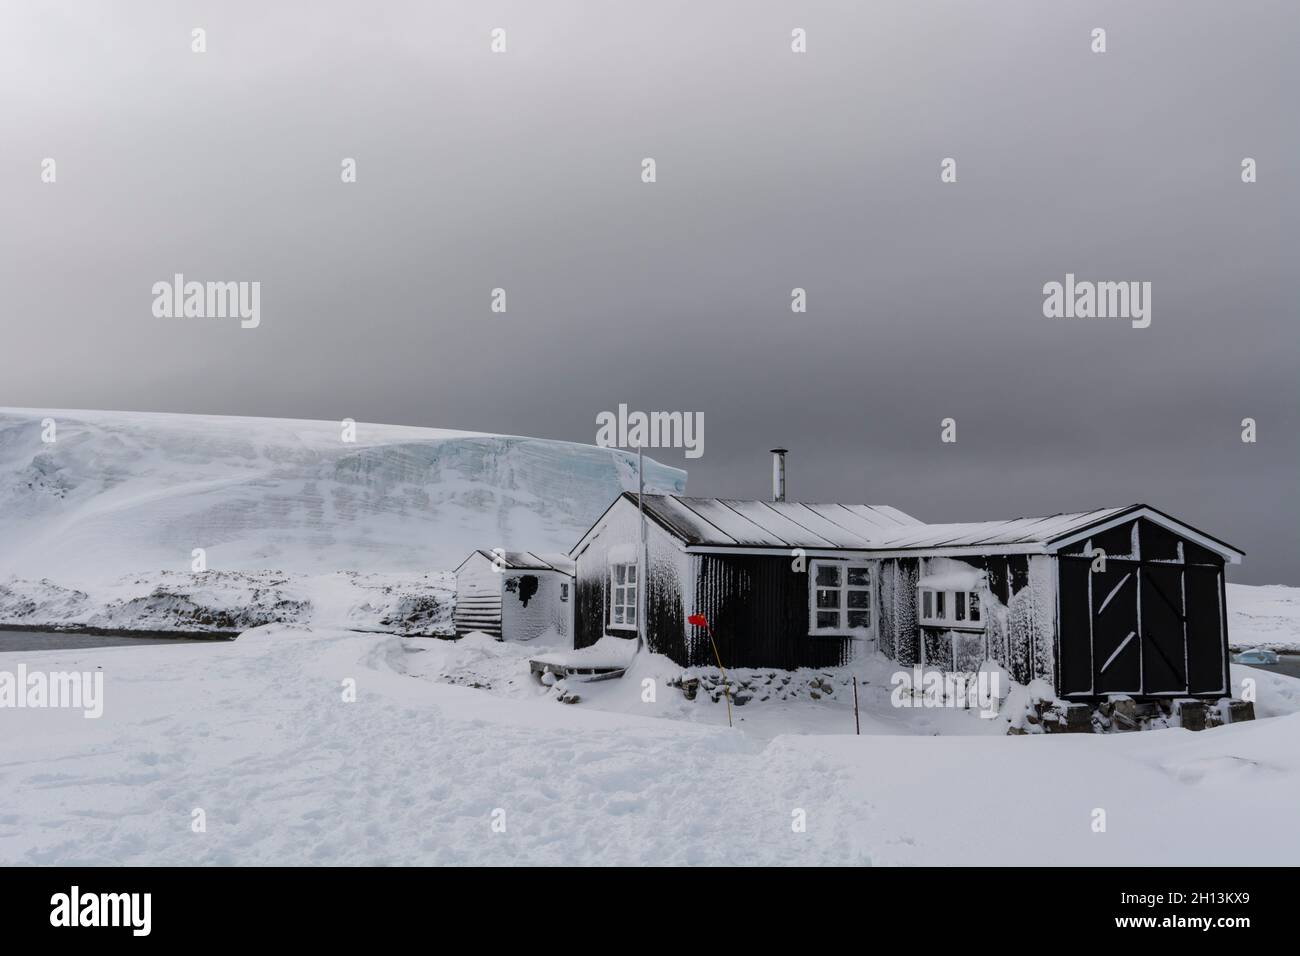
[453,550,575,642]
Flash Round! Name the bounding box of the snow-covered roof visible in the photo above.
[867,507,1135,550]
[461,550,576,575]
[617,496,1243,562]
[625,494,923,549]
[871,505,1243,562]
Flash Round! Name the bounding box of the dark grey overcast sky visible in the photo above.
[2,1,1296,583]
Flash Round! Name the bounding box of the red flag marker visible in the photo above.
[688,613,732,727]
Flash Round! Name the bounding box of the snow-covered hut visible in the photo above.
[569,483,1244,699]
[453,551,575,642]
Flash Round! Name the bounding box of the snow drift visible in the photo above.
[3,624,1298,865]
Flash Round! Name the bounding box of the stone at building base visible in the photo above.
[1011,694,1251,735]
[1040,702,1092,733]
[1224,698,1255,723]
[1109,695,1138,731]
[1173,698,1206,732]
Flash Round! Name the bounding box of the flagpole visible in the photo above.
[638,442,646,652]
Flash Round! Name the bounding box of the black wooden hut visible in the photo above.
[568,493,1243,698]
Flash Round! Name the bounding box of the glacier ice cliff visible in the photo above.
[0,408,687,582]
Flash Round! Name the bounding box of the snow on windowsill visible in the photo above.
[918,570,987,591]
[918,620,986,632]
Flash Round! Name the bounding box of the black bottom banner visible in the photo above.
[0,866,1273,942]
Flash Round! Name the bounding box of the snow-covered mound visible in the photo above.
[0,570,458,636]
[1227,583,1300,652]
[0,408,686,582]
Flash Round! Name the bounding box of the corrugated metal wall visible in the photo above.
[690,553,852,669]
[454,553,502,637]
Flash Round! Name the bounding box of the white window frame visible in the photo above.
[808,560,874,636]
[917,586,984,630]
[608,562,638,631]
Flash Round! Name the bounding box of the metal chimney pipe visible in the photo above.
[770,448,788,502]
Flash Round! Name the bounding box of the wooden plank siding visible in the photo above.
[572,495,689,658]
[1055,516,1229,698]
[573,555,608,651]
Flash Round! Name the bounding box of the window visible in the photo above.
[560,582,569,603]
[609,562,637,629]
[809,561,873,634]
[917,586,983,629]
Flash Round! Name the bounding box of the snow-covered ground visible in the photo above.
[1227,583,1300,652]
[0,571,456,635]
[2,624,1298,866]
[0,408,685,582]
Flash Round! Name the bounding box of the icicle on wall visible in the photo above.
[1006,555,1057,684]
[1027,556,1057,682]
[893,559,920,667]
[877,560,897,660]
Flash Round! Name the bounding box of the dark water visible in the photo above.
[1236,654,1300,679]
[0,629,229,652]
